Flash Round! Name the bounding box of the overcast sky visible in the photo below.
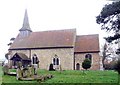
[0,0,111,60]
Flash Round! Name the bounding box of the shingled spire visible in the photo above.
[19,9,32,37]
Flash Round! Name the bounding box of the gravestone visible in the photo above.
[2,65,9,75]
[33,64,38,75]
[16,68,22,80]
[16,65,35,80]
[28,65,34,77]
[22,68,28,78]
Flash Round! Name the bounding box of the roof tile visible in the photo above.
[9,29,76,49]
[75,34,100,53]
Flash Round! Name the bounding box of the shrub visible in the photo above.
[104,60,117,70]
[114,59,120,74]
[82,58,91,70]
[49,64,55,71]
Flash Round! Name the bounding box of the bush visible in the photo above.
[49,64,55,71]
[104,60,117,70]
[82,58,91,70]
[114,59,120,74]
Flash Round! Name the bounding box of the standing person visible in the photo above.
[32,54,39,75]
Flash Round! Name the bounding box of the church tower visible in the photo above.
[19,9,32,38]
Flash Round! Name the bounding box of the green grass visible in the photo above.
[9,69,16,72]
[0,66,2,84]
[38,70,118,83]
[1,67,118,83]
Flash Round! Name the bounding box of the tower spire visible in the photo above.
[19,9,32,32]
[19,9,32,38]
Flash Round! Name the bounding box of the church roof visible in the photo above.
[75,34,100,53]
[9,29,76,50]
[9,10,99,52]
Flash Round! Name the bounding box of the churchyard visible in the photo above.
[1,66,118,84]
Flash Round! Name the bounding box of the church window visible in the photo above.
[53,58,56,65]
[85,54,92,61]
[56,58,59,65]
[53,55,59,65]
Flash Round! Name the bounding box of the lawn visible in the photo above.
[1,67,118,84]
[0,66,2,84]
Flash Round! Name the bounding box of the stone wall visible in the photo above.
[75,52,100,70]
[10,48,74,70]
[31,48,74,70]
[9,49,100,70]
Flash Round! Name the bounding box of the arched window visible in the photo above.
[53,58,56,65]
[32,54,39,64]
[53,55,59,65]
[56,58,59,65]
[85,54,92,61]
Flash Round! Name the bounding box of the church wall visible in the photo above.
[9,48,74,70]
[31,48,74,70]
[9,49,100,70]
[75,52,100,70]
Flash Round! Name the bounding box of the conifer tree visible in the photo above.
[82,58,91,70]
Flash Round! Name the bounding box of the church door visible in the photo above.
[76,63,80,70]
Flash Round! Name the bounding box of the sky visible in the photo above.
[0,0,112,60]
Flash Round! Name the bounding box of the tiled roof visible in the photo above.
[75,34,100,53]
[10,53,31,61]
[9,29,76,49]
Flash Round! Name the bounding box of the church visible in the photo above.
[8,10,101,70]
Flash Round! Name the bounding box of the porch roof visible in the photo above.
[10,53,31,61]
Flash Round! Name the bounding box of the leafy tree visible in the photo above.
[101,42,118,70]
[96,1,120,83]
[96,1,120,43]
[7,37,15,46]
[10,37,15,41]
[101,43,109,69]
[7,42,12,46]
[5,37,15,60]
[5,53,9,59]
[82,58,91,70]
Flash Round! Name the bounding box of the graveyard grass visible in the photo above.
[1,66,118,83]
